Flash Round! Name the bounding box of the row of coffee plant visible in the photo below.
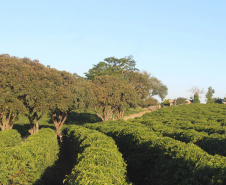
[132,119,226,156]
[137,104,226,135]
[62,125,130,185]
[84,120,226,185]
[0,129,22,149]
[0,128,59,185]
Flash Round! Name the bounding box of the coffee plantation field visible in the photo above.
[1,104,226,185]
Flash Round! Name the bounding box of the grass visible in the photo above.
[124,107,145,116]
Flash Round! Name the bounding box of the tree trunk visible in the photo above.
[94,107,105,121]
[28,120,39,135]
[118,110,124,119]
[115,109,125,119]
[0,112,14,131]
[51,112,68,137]
[94,106,114,122]
[28,113,41,135]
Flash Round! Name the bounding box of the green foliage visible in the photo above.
[62,125,130,185]
[126,71,168,101]
[123,107,145,116]
[206,86,215,104]
[139,104,226,134]
[85,118,226,185]
[148,75,168,101]
[133,104,226,156]
[0,129,22,149]
[46,69,84,136]
[0,55,52,134]
[193,93,200,103]
[162,99,170,106]
[137,119,226,156]
[176,97,187,105]
[85,56,168,102]
[88,75,139,121]
[0,54,85,136]
[139,97,158,107]
[0,128,59,185]
[85,55,138,80]
[214,98,226,104]
[0,54,26,130]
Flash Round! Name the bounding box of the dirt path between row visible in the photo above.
[123,108,153,120]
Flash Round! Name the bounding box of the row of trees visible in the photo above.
[0,54,83,135]
[190,86,225,104]
[163,86,225,106]
[0,54,168,136]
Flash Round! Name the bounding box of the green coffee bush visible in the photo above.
[62,125,130,185]
[85,120,226,185]
[0,129,22,149]
[134,120,226,156]
[0,128,59,185]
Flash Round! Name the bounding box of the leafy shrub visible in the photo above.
[0,128,59,185]
[134,119,226,156]
[85,120,226,185]
[0,129,22,149]
[62,125,130,185]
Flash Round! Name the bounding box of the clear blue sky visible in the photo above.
[1,0,225,102]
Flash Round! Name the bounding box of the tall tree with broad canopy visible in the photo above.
[88,75,138,121]
[126,71,168,102]
[85,56,168,104]
[16,57,50,134]
[0,54,25,130]
[46,69,84,137]
[85,55,138,80]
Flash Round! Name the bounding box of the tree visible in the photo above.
[189,86,204,95]
[126,71,168,101]
[0,55,48,133]
[189,86,204,104]
[0,54,89,136]
[176,97,187,105]
[206,86,215,104]
[88,75,138,121]
[149,76,168,101]
[214,98,225,104]
[162,99,170,106]
[85,57,168,103]
[85,56,138,80]
[0,55,25,130]
[140,97,158,108]
[46,69,84,136]
[125,71,151,100]
[16,58,50,134]
[193,93,200,103]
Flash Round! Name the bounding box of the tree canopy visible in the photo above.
[0,54,84,136]
[206,86,215,104]
[85,56,168,103]
[0,54,168,135]
[46,69,83,136]
[85,55,138,80]
[88,75,138,121]
[0,55,25,130]
[176,97,187,105]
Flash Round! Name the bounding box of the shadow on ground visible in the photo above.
[33,139,75,185]
[65,111,102,125]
